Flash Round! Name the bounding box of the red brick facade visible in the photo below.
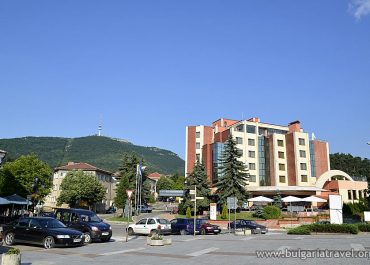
[312,140,329,178]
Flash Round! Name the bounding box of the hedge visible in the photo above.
[287,225,311,235]
[357,224,370,232]
[287,224,359,235]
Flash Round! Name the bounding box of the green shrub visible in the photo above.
[186,207,191,218]
[252,206,264,218]
[357,224,370,232]
[150,234,163,240]
[287,225,311,235]
[221,204,228,220]
[6,248,20,255]
[288,224,359,235]
[263,206,281,219]
[310,224,358,234]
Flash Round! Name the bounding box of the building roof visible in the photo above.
[55,162,112,175]
[148,172,162,180]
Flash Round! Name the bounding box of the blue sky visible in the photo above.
[1,1,369,160]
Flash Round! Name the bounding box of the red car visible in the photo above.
[198,220,221,235]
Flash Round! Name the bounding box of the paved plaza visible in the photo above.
[3,224,370,265]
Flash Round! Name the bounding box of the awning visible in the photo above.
[4,194,32,205]
[248,196,274,203]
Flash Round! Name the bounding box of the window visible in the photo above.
[249,163,256,170]
[196,142,200,149]
[359,191,363,199]
[249,175,256,182]
[246,125,256,134]
[196,132,200,138]
[301,175,308,182]
[147,219,156,225]
[299,138,305,146]
[348,190,352,200]
[299,150,306,158]
[196,154,200,161]
[237,149,243,156]
[235,124,244,132]
[137,219,147,225]
[279,175,286,183]
[353,190,357,200]
[277,140,284,147]
[279,163,285,171]
[248,138,255,146]
[278,151,285,159]
[236,137,243,144]
[248,151,255,158]
[300,163,307,170]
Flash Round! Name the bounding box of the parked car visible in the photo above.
[2,217,84,249]
[228,219,268,234]
[105,207,116,214]
[137,205,152,213]
[54,208,112,243]
[127,217,171,236]
[170,218,198,235]
[198,219,221,235]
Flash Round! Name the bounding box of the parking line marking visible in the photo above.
[101,247,146,256]
[351,244,366,251]
[182,238,199,242]
[187,247,219,257]
[241,236,255,241]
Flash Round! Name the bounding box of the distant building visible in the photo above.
[44,162,116,212]
[186,117,367,203]
[147,172,163,197]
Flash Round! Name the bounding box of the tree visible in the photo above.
[216,135,249,205]
[1,154,52,201]
[186,207,192,218]
[114,153,149,210]
[179,161,210,214]
[171,174,185,190]
[57,170,105,208]
[156,176,174,191]
[273,190,283,209]
[221,204,228,219]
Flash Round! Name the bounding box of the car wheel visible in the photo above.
[43,236,55,249]
[84,232,92,244]
[180,229,186,235]
[150,229,158,236]
[4,232,15,246]
[201,229,206,235]
[127,228,134,236]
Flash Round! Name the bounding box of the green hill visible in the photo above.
[0,136,185,175]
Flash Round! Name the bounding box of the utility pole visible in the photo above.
[190,185,204,236]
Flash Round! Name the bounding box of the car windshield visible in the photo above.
[39,219,66,228]
[80,213,101,222]
[158,219,169,224]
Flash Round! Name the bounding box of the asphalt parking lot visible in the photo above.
[3,222,370,265]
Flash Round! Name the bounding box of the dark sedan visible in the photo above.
[198,219,221,235]
[2,217,85,249]
[228,219,268,234]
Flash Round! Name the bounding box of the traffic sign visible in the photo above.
[227,197,238,210]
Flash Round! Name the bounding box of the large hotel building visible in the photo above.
[186,117,367,203]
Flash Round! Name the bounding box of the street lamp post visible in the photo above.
[31,177,45,216]
[126,189,134,242]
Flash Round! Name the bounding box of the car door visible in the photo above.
[133,219,147,234]
[146,218,156,233]
[27,219,45,244]
[68,212,83,232]
[13,218,30,242]
[170,219,178,233]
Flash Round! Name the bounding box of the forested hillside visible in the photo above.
[0,136,184,174]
